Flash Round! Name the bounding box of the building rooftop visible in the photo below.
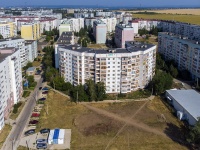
[0,37,23,42]
[116,24,133,29]
[166,89,200,121]
[159,32,200,45]
[0,53,10,63]
[59,41,155,54]
[94,20,106,25]
[26,67,36,72]
[57,32,74,45]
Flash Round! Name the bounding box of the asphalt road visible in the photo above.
[2,77,43,150]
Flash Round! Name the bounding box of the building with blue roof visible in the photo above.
[166,89,200,125]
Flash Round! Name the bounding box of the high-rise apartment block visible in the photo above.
[0,48,22,130]
[115,24,134,48]
[158,32,200,80]
[55,41,156,94]
[0,21,17,38]
[0,38,37,67]
[21,22,41,40]
[93,20,107,44]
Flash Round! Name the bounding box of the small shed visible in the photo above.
[58,129,65,144]
[48,130,54,144]
[165,89,200,125]
[26,67,36,76]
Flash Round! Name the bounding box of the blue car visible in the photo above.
[36,139,47,144]
[42,87,48,91]
[36,143,47,149]
[39,98,46,101]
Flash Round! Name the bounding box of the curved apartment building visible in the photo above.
[55,41,156,93]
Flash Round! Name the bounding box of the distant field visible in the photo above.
[132,9,200,15]
[133,13,200,25]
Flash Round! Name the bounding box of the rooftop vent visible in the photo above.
[196,41,199,44]
[72,47,76,50]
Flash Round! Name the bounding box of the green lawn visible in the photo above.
[133,13,200,25]
[0,125,12,149]
[22,91,31,98]
[10,102,25,120]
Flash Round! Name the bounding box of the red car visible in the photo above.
[31,113,40,117]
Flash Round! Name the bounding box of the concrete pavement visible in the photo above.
[2,77,43,150]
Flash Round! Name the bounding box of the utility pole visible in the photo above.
[76,91,78,104]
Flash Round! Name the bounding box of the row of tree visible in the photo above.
[138,26,162,36]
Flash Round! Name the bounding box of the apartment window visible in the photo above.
[108,62,110,64]
[108,66,110,68]
[108,58,110,60]
[113,58,115,60]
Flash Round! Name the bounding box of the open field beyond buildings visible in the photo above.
[131,9,200,15]
[35,90,190,150]
[0,125,12,149]
[133,13,200,25]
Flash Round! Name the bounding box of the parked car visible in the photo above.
[36,139,47,144]
[29,120,39,124]
[40,128,50,134]
[42,87,48,91]
[39,87,43,90]
[24,129,35,136]
[31,113,40,117]
[36,143,47,149]
[42,91,48,94]
[39,98,46,101]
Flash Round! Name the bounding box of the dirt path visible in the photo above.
[82,103,166,138]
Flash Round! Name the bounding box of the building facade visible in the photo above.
[55,41,156,94]
[60,18,84,32]
[21,22,41,40]
[0,21,17,38]
[158,32,200,80]
[0,38,28,67]
[25,40,38,62]
[93,20,107,44]
[0,48,22,130]
[115,24,134,48]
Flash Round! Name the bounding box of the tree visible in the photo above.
[169,64,178,78]
[23,62,33,70]
[85,79,96,101]
[0,34,3,39]
[187,118,200,145]
[152,71,173,95]
[95,82,106,101]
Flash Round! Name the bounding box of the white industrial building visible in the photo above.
[0,48,23,130]
[166,90,200,125]
[55,41,156,94]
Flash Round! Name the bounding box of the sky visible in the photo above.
[0,0,200,7]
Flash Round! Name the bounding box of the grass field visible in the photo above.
[131,9,200,15]
[36,91,190,150]
[133,13,200,25]
[22,91,31,98]
[0,125,12,149]
[10,102,25,120]
[17,146,27,150]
